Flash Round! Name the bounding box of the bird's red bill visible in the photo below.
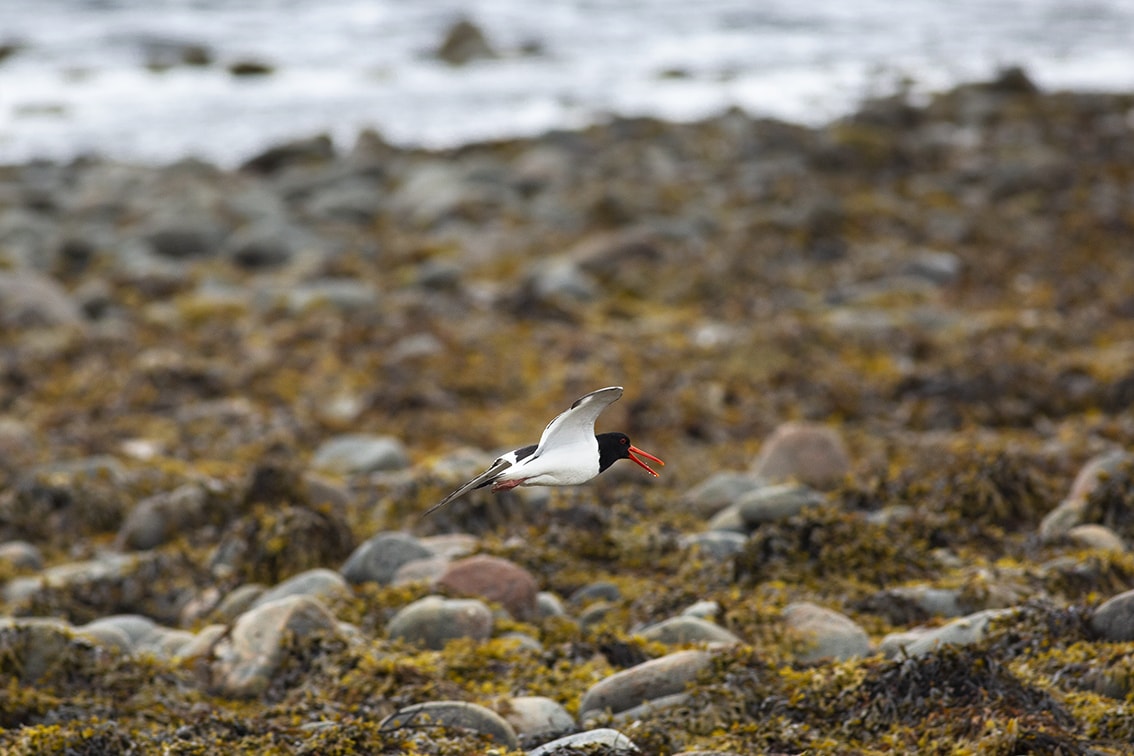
[628,445,665,477]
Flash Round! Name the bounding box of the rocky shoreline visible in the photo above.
[3,68,1134,753]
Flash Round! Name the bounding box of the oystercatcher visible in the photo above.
[423,386,664,517]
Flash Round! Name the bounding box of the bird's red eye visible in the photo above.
[621,438,628,444]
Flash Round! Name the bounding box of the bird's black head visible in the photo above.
[596,432,664,477]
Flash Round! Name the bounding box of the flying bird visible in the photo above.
[423,386,663,517]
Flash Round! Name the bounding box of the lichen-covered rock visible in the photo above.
[116,483,208,550]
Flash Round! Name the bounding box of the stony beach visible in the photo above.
[2,68,1134,753]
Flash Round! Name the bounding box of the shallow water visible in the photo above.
[1,0,1133,165]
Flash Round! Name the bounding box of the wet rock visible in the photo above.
[498,696,575,744]
[529,728,641,755]
[1090,588,1134,642]
[250,568,351,609]
[385,595,493,649]
[116,483,208,550]
[228,59,274,77]
[435,19,497,66]
[436,554,539,620]
[681,471,764,518]
[750,422,851,489]
[678,530,748,559]
[0,540,43,570]
[380,700,517,747]
[782,602,871,662]
[341,531,434,585]
[880,608,1013,658]
[578,649,712,720]
[312,430,410,473]
[737,483,826,526]
[212,595,341,698]
[0,270,83,328]
[636,616,742,646]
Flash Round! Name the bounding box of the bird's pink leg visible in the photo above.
[491,479,525,492]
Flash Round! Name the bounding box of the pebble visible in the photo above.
[212,595,342,697]
[435,554,539,620]
[340,531,434,585]
[498,695,575,743]
[212,584,267,623]
[681,471,765,518]
[782,602,871,662]
[0,617,95,683]
[391,556,451,585]
[737,483,827,526]
[569,580,622,607]
[636,616,742,646]
[309,434,410,475]
[1039,449,1131,542]
[385,595,493,649]
[704,503,747,533]
[528,728,641,755]
[578,649,712,720]
[1090,587,1134,642]
[0,270,84,328]
[750,422,851,489]
[378,701,517,748]
[250,568,351,609]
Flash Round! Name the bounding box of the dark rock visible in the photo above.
[435,19,497,65]
[340,531,434,585]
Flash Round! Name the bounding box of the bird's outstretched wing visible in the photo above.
[421,456,514,518]
[536,386,623,454]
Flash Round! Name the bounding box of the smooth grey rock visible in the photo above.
[637,616,742,646]
[340,531,433,585]
[682,471,765,518]
[679,530,747,559]
[578,650,712,719]
[79,614,159,649]
[737,483,826,525]
[536,591,567,618]
[1091,588,1134,641]
[417,532,479,560]
[303,178,381,223]
[901,249,963,285]
[212,595,341,697]
[499,695,575,742]
[251,568,350,609]
[176,624,227,660]
[222,221,299,269]
[137,628,197,658]
[526,258,598,303]
[884,585,966,618]
[379,701,516,748]
[144,217,226,260]
[879,608,1013,658]
[117,483,207,550]
[569,580,621,606]
[311,434,409,474]
[528,728,641,755]
[682,600,722,621]
[0,540,43,570]
[750,422,850,489]
[3,553,141,605]
[782,602,871,662]
[609,691,690,725]
[386,595,493,649]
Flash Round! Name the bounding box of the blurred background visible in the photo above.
[2,0,1134,166]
